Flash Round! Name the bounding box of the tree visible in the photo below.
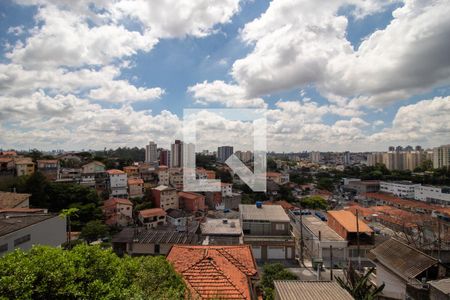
[59,208,79,249]
[316,177,334,192]
[0,245,186,299]
[300,196,328,210]
[81,220,109,243]
[260,263,297,300]
[335,264,384,300]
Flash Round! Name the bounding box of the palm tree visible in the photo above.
[335,264,385,300]
[59,208,80,249]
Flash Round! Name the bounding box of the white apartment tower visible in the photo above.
[433,145,450,169]
[145,141,158,163]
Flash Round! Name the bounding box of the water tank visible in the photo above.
[256,201,263,208]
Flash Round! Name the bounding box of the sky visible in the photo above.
[0,0,449,152]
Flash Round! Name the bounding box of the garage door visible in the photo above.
[268,246,285,259]
[252,246,261,259]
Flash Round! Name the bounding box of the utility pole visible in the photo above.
[438,219,442,261]
[356,209,361,271]
[330,245,333,281]
[299,204,304,265]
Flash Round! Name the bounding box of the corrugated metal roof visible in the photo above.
[429,278,450,294]
[368,238,438,280]
[239,204,290,222]
[274,281,353,300]
[302,215,345,241]
[327,210,373,233]
[137,230,198,244]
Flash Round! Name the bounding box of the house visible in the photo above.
[0,157,15,176]
[152,185,179,210]
[0,192,31,209]
[167,245,259,300]
[123,165,139,177]
[0,214,66,256]
[290,213,348,267]
[106,169,128,198]
[239,203,295,261]
[157,165,170,185]
[36,159,60,180]
[128,178,144,199]
[14,158,35,176]
[178,191,206,212]
[81,161,105,173]
[166,208,192,232]
[327,210,375,266]
[221,182,233,197]
[196,168,216,179]
[138,208,166,229]
[169,168,184,190]
[101,198,133,227]
[267,172,290,185]
[112,227,200,256]
[57,168,81,182]
[273,281,353,300]
[368,238,445,299]
[201,218,242,245]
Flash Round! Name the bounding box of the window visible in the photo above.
[276,224,285,230]
[14,234,31,246]
[0,243,8,253]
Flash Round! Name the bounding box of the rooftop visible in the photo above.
[178,191,204,200]
[103,198,132,207]
[239,204,290,222]
[167,245,258,300]
[127,178,144,185]
[0,214,56,236]
[327,210,373,233]
[201,219,242,236]
[429,278,450,294]
[153,185,174,191]
[136,229,199,244]
[368,238,438,281]
[273,281,353,300]
[37,159,58,164]
[139,208,166,218]
[106,169,125,175]
[302,215,344,241]
[0,192,31,209]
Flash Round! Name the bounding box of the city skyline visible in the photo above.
[0,0,449,152]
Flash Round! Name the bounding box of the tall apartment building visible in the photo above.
[171,140,183,168]
[310,151,321,163]
[235,150,253,163]
[145,141,157,164]
[217,146,234,163]
[343,151,351,166]
[159,149,171,167]
[433,145,450,169]
[367,152,384,166]
[405,151,423,171]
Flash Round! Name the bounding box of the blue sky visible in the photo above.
[0,0,449,152]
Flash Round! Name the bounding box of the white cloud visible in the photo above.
[88,80,164,103]
[188,80,267,108]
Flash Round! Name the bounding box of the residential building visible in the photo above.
[217,146,234,163]
[221,182,233,197]
[433,145,450,169]
[128,178,144,199]
[112,228,200,256]
[380,181,420,198]
[290,213,348,267]
[137,163,156,182]
[0,214,66,256]
[36,159,60,180]
[367,152,384,166]
[157,165,170,186]
[159,149,171,167]
[102,198,133,226]
[327,210,374,266]
[267,172,290,185]
[415,185,450,205]
[274,281,353,300]
[0,192,30,209]
[239,203,295,261]
[151,185,179,210]
[310,151,321,163]
[145,141,158,164]
[0,157,15,176]
[343,180,380,195]
[343,151,351,166]
[166,208,191,232]
[235,150,253,163]
[368,238,445,299]
[169,168,184,190]
[178,191,206,212]
[106,169,128,198]
[167,245,258,300]
[81,161,105,173]
[405,151,423,171]
[138,208,166,229]
[123,166,139,177]
[57,168,81,182]
[201,218,242,245]
[170,140,183,168]
[14,158,35,176]
[196,167,216,179]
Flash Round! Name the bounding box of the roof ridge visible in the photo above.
[216,248,254,276]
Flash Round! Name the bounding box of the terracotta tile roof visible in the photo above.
[0,151,17,156]
[179,191,204,200]
[37,159,58,164]
[106,169,125,175]
[139,208,166,218]
[0,157,13,163]
[128,178,144,185]
[103,198,132,207]
[167,245,258,300]
[327,210,373,233]
[266,172,281,177]
[0,192,31,209]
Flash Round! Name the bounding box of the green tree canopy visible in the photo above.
[0,245,185,300]
[260,263,297,300]
[300,195,328,210]
[80,220,109,243]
